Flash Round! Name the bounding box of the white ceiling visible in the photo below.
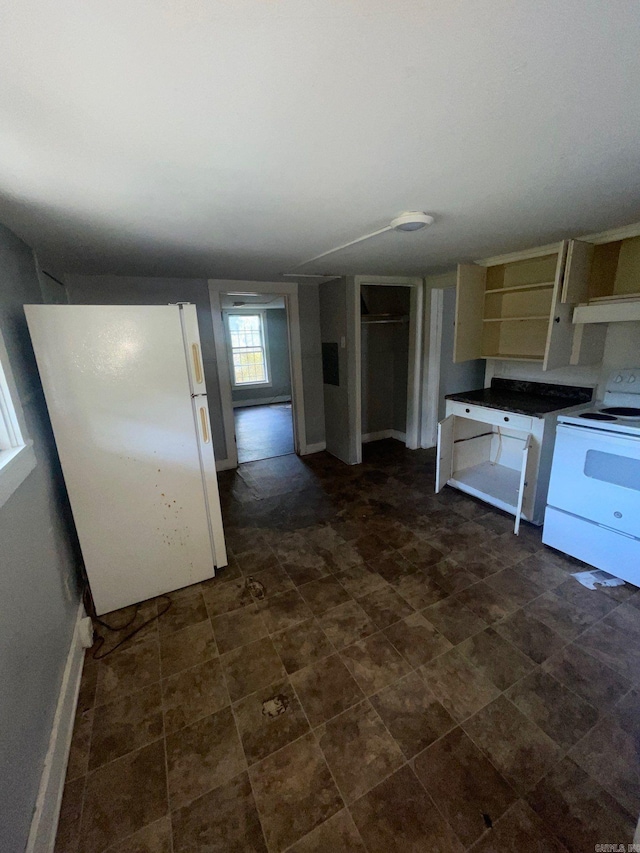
[1,1,640,279]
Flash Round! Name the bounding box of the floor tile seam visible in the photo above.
[80,733,166,783]
[159,647,222,686]
[559,715,640,818]
[457,691,579,803]
[410,720,521,825]
[518,751,638,850]
[467,798,570,853]
[210,612,271,656]
[93,673,164,712]
[65,704,95,785]
[286,670,353,819]
[571,764,640,825]
[90,689,165,776]
[216,635,252,715]
[497,667,602,754]
[381,614,454,670]
[409,738,503,852]
[164,705,249,816]
[67,755,90,853]
[91,815,172,853]
[245,723,331,853]
[507,619,623,714]
[454,622,540,684]
[308,692,410,809]
[548,593,639,682]
[162,687,233,739]
[278,804,373,853]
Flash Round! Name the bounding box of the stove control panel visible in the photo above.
[606,368,640,394]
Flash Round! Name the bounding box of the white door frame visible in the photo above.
[422,287,446,449]
[208,280,307,469]
[353,275,424,464]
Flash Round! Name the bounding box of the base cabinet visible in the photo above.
[436,401,554,534]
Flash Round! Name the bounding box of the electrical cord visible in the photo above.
[87,593,172,660]
[491,426,503,466]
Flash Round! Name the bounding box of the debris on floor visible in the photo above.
[571,569,626,590]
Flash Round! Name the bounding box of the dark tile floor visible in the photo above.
[56,441,640,853]
[235,403,294,463]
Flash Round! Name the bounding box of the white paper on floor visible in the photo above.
[571,569,626,590]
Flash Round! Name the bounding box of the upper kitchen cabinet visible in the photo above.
[570,223,640,325]
[453,241,578,370]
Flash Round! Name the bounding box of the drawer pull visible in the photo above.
[504,416,510,422]
[465,408,470,413]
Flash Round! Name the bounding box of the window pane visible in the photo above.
[228,313,268,385]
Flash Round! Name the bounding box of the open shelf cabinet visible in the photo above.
[453,243,578,369]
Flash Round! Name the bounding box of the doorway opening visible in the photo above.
[209,280,307,470]
[223,296,294,463]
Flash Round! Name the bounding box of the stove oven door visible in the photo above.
[547,424,640,539]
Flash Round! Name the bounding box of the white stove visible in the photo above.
[543,368,640,587]
[558,368,640,435]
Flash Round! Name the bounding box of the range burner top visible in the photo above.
[600,407,640,417]
[579,412,617,421]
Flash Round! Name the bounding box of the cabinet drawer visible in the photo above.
[446,401,533,433]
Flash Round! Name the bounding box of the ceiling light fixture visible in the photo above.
[390,212,435,231]
[295,211,435,269]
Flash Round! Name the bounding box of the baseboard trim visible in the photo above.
[362,430,407,444]
[26,602,87,853]
[215,458,236,472]
[232,396,292,409]
[301,441,326,455]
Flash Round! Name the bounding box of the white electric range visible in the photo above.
[543,368,640,587]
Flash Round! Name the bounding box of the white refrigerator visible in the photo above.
[25,303,227,615]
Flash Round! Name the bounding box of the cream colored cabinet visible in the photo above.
[436,400,554,535]
[569,225,640,325]
[453,242,582,370]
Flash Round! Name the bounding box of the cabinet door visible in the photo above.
[436,415,454,493]
[543,242,574,370]
[453,264,485,363]
[561,240,594,304]
[514,434,532,535]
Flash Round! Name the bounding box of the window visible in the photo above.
[0,331,36,509]
[225,312,271,387]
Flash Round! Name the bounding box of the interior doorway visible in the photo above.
[208,280,307,469]
[222,296,294,463]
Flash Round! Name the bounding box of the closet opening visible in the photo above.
[353,277,423,463]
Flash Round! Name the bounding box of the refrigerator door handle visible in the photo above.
[192,343,203,385]
[199,405,210,443]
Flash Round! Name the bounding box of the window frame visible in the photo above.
[0,329,36,509]
[223,309,272,389]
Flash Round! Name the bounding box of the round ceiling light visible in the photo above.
[390,212,435,232]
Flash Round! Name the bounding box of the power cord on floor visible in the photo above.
[84,588,172,660]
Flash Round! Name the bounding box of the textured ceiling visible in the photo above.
[1,1,640,279]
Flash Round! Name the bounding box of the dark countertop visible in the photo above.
[446,378,593,417]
